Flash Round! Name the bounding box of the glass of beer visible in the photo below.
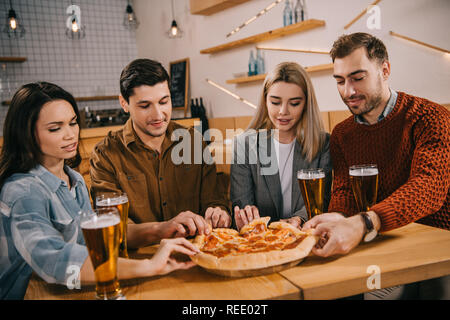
[80,208,124,300]
[298,168,325,220]
[349,164,379,212]
[96,192,129,258]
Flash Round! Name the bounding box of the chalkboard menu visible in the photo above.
[169,58,189,117]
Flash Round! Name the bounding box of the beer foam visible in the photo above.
[297,172,325,180]
[349,168,379,176]
[81,214,120,229]
[96,197,128,207]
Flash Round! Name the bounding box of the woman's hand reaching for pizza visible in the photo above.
[205,206,232,229]
[146,238,200,276]
[234,205,260,231]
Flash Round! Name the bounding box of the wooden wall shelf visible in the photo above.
[200,19,326,54]
[0,57,27,63]
[2,95,118,106]
[226,63,333,84]
[190,0,251,16]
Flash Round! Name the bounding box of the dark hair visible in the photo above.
[119,58,170,102]
[0,82,82,188]
[330,32,389,64]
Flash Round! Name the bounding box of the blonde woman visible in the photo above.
[230,62,332,231]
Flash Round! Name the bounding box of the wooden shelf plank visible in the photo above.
[200,19,326,54]
[390,31,450,54]
[2,95,118,106]
[190,0,251,16]
[0,56,27,62]
[226,74,266,84]
[226,63,333,84]
[304,63,334,73]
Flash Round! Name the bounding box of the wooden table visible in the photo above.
[24,245,300,300]
[24,223,450,300]
[281,223,450,299]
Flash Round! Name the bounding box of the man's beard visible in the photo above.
[346,93,383,116]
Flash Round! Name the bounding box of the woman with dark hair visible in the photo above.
[0,82,198,300]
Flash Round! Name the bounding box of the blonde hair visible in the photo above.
[248,62,326,162]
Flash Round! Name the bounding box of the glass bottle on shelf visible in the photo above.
[256,49,265,75]
[199,97,210,143]
[283,0,293,27]
[190,98,197,117]
[294,0,303,23]
[248,50,257,76]
[301,0,308,21]
[195,98,200,110]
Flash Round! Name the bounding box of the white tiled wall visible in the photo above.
[0,0,138,135]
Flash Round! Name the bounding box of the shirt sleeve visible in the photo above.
[89,143,122,197]
[10,193,88,285]
[291,206,308,224]
[371,108,450,232]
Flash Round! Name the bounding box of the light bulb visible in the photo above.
[171,26,178,36]
[124,3,139,29]
[168,20,182,38]
[5,8,25,38]
[71,19,79,32]
[9,17,17,30]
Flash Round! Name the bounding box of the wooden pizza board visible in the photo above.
[201,258,305,277]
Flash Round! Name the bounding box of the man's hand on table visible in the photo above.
[302,212,364,257]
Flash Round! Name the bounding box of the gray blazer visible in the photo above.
[230,130,332,223]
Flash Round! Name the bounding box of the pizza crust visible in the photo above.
[191,234,317,270]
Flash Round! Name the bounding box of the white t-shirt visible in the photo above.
[273,138,296,218]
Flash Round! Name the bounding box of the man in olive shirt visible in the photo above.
[90,59,231,247]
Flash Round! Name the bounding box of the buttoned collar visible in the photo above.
[29,164,84,193]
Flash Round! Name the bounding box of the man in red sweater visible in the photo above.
[303,33,449,258]
[303,32,449,299]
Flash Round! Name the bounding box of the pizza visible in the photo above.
[190,216,317,271]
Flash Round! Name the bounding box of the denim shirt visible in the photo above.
[0,165,91,300]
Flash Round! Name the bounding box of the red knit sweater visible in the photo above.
[328,91,449,232]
